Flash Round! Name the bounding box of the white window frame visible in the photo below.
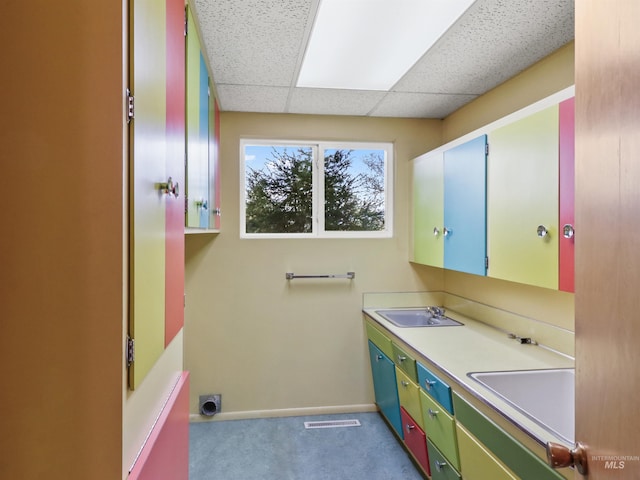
[240,139,394,239]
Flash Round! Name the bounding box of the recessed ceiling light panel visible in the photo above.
[297,0,476,91]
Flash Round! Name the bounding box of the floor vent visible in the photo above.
[304,419,361,429]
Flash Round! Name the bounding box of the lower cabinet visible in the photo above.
[365,317,567,480]
[455,423,517,480]
[368,340,403,439]
[420,390,460,471]
[428,439,462,480]
[396,368,424,429]
[453,392,565,480]
[401,407,431,476]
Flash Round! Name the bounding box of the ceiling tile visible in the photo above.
[193,0,315,86]
[371,92,478,119]
[288,88,387,116]
[216,84,290,113]
[394,0,574,95]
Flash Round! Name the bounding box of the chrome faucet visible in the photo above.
[426,306,445,317]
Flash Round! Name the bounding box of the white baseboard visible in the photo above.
[189,403,378,423]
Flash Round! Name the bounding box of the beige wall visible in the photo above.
[185,115,444,417]
[184,42,575,418]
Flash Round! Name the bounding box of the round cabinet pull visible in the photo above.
[425,379,436,390]
[433,227,440,237]
[563,224,575,239]
[376,354,383,361]
[158,177,179,198]
[406,424,415,433]
[435,460,447,472]
[546,442,588,475]
[537,225,549,238]
[428,408,439,419]
[401,381,409,388]
[397,355,406,363]
[443,227,451,237]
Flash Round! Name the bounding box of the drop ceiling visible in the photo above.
[192,0,574,119]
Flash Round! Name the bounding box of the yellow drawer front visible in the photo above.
[365,320,393,359]
[396,368,423,430]
[421,391,460,470]
[456,424,517,480]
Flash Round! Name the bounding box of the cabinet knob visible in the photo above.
[537,225,549,238]
[428,408,439,418]
[546,441,588,475]
[435,460,447,472]
[158,177,179,198]
[405,424,415,433]
[401,381,409,388]
[376,354,383,361]
[563,224,575,239]
[425,379,436,390]
[433,227,440,237]
[397,355,407,363]
[443,227,451,237]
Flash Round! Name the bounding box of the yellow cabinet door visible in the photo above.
[487,105,559,289]
[129,0,168,389]
[456,423,517,480]
[413,152,444,267]
[396,368,423,430]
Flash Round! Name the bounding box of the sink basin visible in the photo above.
[375,309,463,327]
[468,368,574,443]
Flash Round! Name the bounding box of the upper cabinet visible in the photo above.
[128,0,186,389]
[412,91,575,292]
[185,5,221,232]
[413,136,487,276]
[487,105,560,290]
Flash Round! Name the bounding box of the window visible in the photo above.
[241,140,393,238]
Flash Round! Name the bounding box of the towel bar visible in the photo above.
[285,272,355,280]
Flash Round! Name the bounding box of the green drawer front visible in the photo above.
[455,423,517,480]
[427,439,462,480]
[365,320,393,359]
[392,342,418,382]
[420,391,460,470]
[452,392,565,480]
[396,368,424,430]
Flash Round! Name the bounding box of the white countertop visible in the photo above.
[363,304,575,448]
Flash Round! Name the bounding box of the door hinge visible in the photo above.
[126,88,135,124]
[485,256,489,269]
[126,335,135,367]
[485,142,489,156]
[184,7,188,36]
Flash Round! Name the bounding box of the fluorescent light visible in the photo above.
[297,0,476,91]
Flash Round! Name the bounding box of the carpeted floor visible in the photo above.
[189,412,426,480]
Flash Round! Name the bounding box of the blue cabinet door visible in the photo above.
[443,135,487,275]
[368,341,403,439]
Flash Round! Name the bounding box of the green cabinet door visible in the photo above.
[487,105,559,289]
[413,152,444,267]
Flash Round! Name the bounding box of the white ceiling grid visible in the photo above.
[193,0,574,119]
